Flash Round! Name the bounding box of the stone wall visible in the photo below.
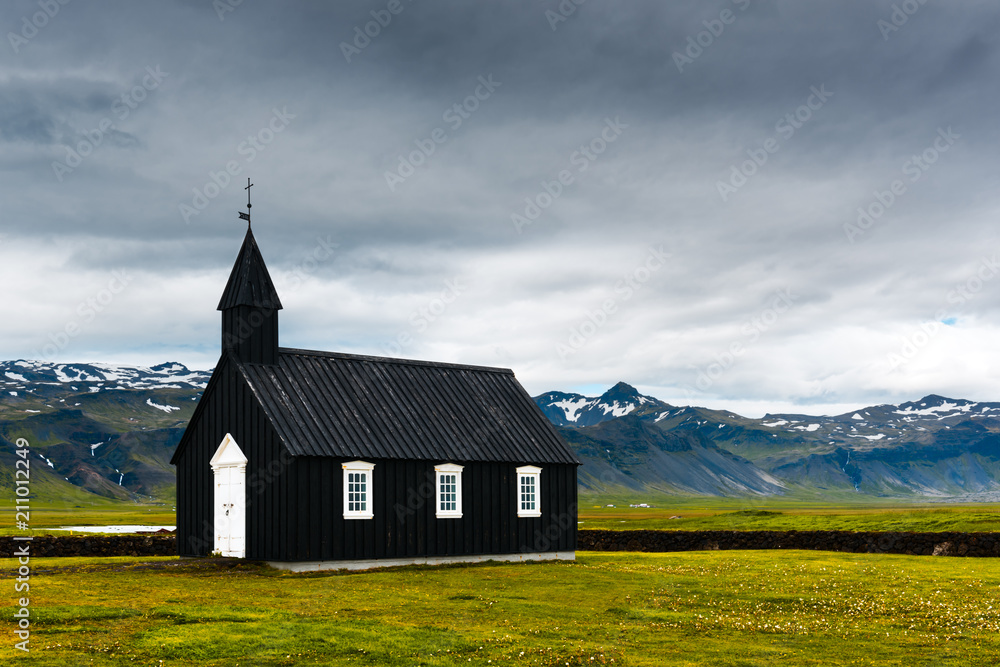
[578,529,1000,557]
[6,530,1000,558]
[1,535,176,557]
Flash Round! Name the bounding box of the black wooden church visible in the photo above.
[171,218,579,570]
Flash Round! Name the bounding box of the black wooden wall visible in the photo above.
[175,355,286,558]
[222,306,278,365]
[250,458,577,562]
[177,359,578,562]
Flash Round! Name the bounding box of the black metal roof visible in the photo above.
[236,348,579,464]
[217,228,283,311]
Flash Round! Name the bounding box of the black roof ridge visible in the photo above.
[266,347,515,375]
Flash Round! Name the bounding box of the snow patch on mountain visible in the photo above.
[0,360,212,391]
[146,398,180,413]
[845,433,886,441]
[600,400,637,418]
[534,382,669,427]
[551,397,591,422]
[894,400,974,417]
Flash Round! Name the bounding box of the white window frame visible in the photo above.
[516,465,542,518]
[342,460,375,520]
[434,463,464,519]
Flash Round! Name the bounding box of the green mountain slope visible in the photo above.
[0,361,207,505]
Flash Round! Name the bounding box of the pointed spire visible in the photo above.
[217,227,283,311]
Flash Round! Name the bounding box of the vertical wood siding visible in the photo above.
[178,365,578,561]
[177,357,285,558]
[222,307,278,365]
[248,458,576,562]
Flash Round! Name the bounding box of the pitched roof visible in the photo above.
[217,228,283,311]
[236,348,579,464]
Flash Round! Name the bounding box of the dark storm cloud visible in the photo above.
[3,0,1000,414]
[0,78,120,145]
[0,101,55,143]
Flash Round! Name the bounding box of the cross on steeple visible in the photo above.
[238,178,253,227]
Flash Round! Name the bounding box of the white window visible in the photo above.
[435,463,464,518]
[516,465,542,518]
[342,460,375,519]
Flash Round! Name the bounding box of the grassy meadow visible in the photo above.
[578,498,1000,533]
[2,550,999,666]
[8,498,1000,536]
[0,504,175,536]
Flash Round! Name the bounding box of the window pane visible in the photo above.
[439,473,457,512]
[347,471,369,514]
[520,475,536,511]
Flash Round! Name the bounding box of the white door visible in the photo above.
[210,434,247,558]
[214,465,246,556]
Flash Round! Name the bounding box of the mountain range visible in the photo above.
[0,360,209,504]
[536,382,1000,499]
[3,360,1000,503]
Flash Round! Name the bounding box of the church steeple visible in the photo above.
[218,227,282,364]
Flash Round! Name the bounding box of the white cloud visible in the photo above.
[2,1,1000,417]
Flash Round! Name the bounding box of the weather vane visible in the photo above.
[238,178,252,227]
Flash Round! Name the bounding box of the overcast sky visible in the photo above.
[2,0,999,417]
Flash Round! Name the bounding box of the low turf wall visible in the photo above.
[5,530,1000,558]
[578,529,1000,557]
[1,535,176,557]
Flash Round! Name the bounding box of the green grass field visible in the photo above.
[5,501,1000,664]
[7,499,1000,536]
[578,500,1000,533]
[2,551,998,665]
[0,504,175,536]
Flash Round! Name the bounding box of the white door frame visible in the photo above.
[210,433,248,558]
